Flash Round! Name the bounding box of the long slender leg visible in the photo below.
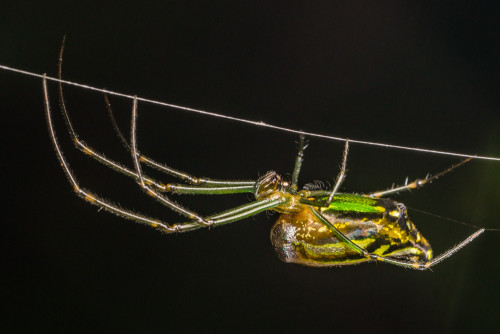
[46,76,175,232]
[310,207,484,270]
[367,158,472,198]
[209,199,286,220]
[55,38,167,192]
[291,134,306,193]
[165,183,254,195]
[300,157,471,200]
[56,39,254,194]
[174,198,286,232]
[45,76,284,232]
[324,139,349,206]
[103,94,131,149]
[104,94,254,187]
[129,96,213,226]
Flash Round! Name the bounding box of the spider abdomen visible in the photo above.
[270,194,433,267]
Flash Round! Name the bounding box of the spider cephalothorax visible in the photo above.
[254,171,287,200]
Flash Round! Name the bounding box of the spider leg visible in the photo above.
[310,207,484,270]
[128,97,287,227]
[174,198,286,232]
[104,94,254,187]
[129,96,211,226]
[45,76,284,232]
[291,134,306,193]
[297,139,349,206]
[56,40,254,195]
[45,76,175,232]
[367,158,472,198]
[55,40,171,192]
[324,139,349,206]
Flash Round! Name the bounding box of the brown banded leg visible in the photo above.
[56,39,255,196]
[103,94,255,187]
[324,139,349,206]
[128,96,211,226]
[290,134,307,194]
[367,158,472,198]
[45,76,285,232]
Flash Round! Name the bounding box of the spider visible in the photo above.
[43,43,484,270]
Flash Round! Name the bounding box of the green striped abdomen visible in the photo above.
[270,194,432,267]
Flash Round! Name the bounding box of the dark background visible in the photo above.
[1,2,499,333]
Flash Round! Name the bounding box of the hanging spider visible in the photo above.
[43,42,484,270]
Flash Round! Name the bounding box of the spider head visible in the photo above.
[254,171,290,200]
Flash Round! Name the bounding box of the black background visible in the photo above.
[1,2,499,333]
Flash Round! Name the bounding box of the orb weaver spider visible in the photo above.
[43,43,484,270]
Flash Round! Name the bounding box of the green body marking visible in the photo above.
[271,194,432,267]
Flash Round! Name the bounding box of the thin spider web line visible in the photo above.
[1,64,499,162]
